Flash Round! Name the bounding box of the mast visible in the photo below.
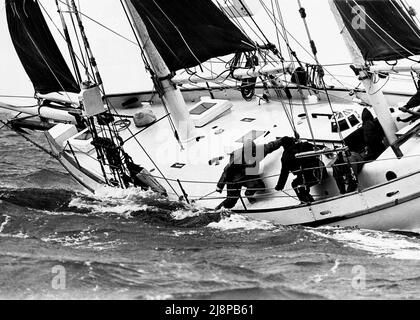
[329,0,401,155]
[55,0,82,86]
[69,0,103,87]
[121,0,197,143]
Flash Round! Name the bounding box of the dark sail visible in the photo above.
[129,0,256,72]
[333,0,420,61]
[6,0,80,94]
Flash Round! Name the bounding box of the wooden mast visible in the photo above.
[121,0,197,143]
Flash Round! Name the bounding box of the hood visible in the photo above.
[362,108,374,122]
[281,136,296,149]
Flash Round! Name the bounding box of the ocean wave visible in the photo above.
[0,231,29,239]
[69,186,222,227]
[0,215,11,233]
[0,187,81,212]
[40,232,125,251]
[207,214,278,232]
[171,286,326,300]
[304,259,341,284]
[309,227,420,260]
[68,196,152,218]
[21,169,78,189]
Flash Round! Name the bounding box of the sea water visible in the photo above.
[1,129,420,300]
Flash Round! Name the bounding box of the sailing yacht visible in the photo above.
[1,0,420,232]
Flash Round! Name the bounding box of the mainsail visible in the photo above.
[6,0,80,94]
[128,0,256,72]
[332,0,420,61]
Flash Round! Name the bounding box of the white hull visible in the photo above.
[241,169,420,232]
[33,86,420,232]
[50,135,420,232]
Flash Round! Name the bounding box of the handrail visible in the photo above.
[295,147,348,159]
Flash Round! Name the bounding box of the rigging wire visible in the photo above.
[38,0,93,81]
[260,0,352,89]
[64,0,91,80]
[391,0,420,39]
[0,95,36,99]
[237,0,273,47]
[0,120,58,159]
[54,0,82,85]
[119,0,181,147]
[296,0,346,144]
[133,151,420,190]
[75,11,139,47]
[349,1,420,62]
[400,0,420,27]
[259,0,351,91]
[270,0,283,58]
[262,1,315,140]
[151,0,205,70]
[216,0,266,45]
[30,0,390,96]
[68,0,102,86]
[13,8,74,104]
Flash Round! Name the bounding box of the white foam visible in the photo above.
[41,233,93,246]
[145,294,174,300]
[172,230,199,237]
[0,231,29,239]
[330,259,340,274]
[82,240,126,251]
[310,227,420,261]
[93,185,156,200]
[170,209,200,220]
[304,259,340,285]
[0,215,11,233]
[69,194,154,218]
[207,214,277,231]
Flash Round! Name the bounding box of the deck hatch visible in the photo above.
[171,163,186,169]
[241,118,256,122]
[190,102,217,115]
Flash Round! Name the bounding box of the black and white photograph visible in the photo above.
[1,0,420,307]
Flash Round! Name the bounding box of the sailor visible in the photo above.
[215,138,283,210]
[361,108,386,161]
[332,150,362,194]
[399,87,420,112]
[275,137,325,203]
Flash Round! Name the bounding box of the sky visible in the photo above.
[1,0,420,101]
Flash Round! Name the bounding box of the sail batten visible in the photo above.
[6,0,80,94]
[128,0,256,72]
[332,0,420,62]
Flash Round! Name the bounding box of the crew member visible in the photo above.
[216,138,283,210]
[275,137,325,203]
[361,108,386,161]
[332,150,362,194]
[399,86,420,112]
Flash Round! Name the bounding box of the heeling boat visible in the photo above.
[2,0,420,231]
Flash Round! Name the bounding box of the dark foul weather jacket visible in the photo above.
[276,141,319,191]
[217,139,283,190]
[403,88,420,110]
[361,108,385,157]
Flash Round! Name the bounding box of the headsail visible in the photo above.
[332,0,420,61]
[127,0,256,72]
[6,0,80,94]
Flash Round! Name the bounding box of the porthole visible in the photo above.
[386,171,397,181]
